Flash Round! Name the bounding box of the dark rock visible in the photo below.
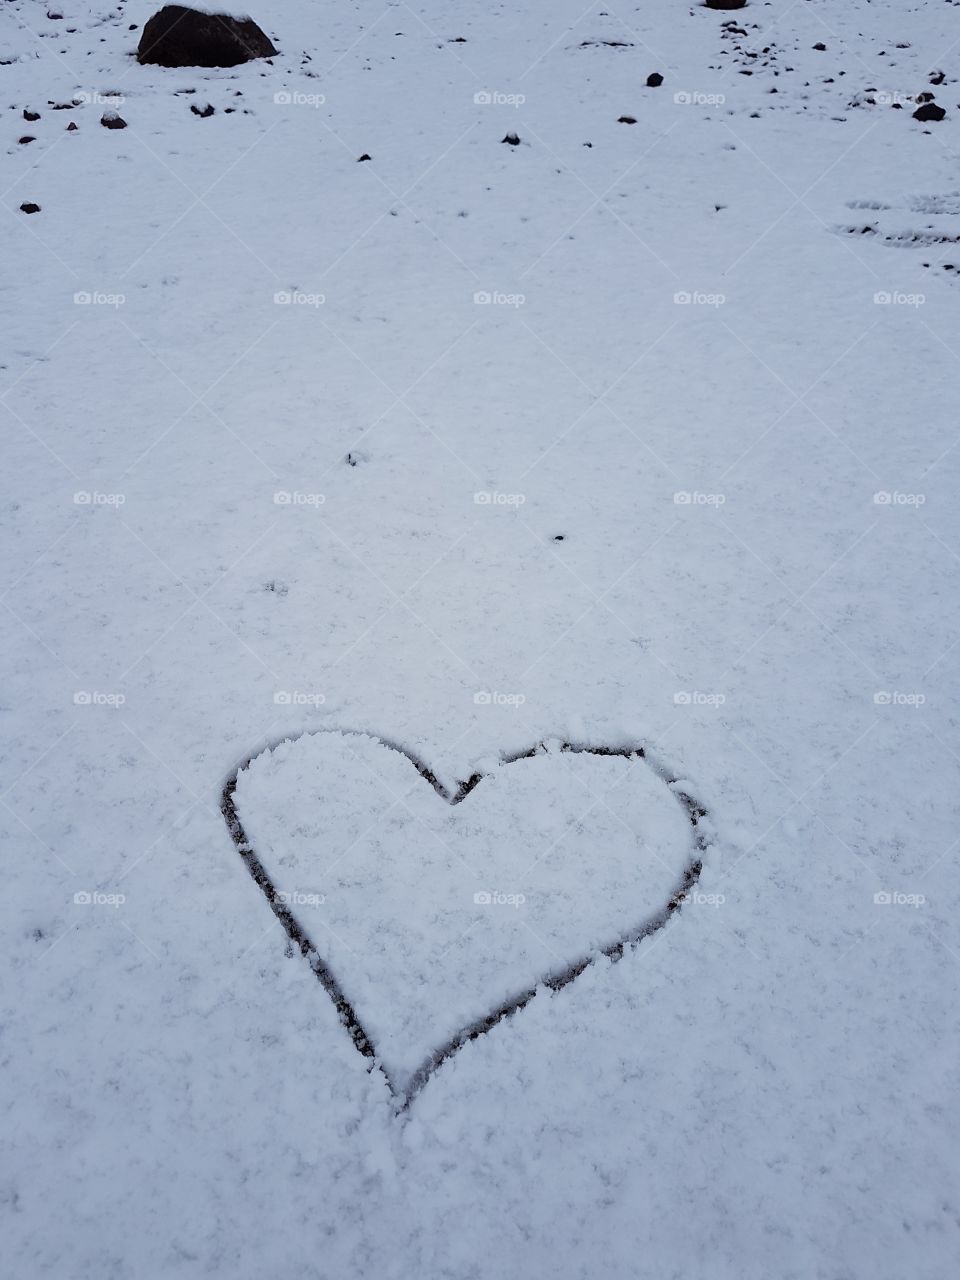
[617,115,637,124]
[67,121,78,131]
[930,71,945,85]
[916,92,935,103]
[101,111,127,129]
[501,132,520,145]
[23,109,40,121]
[18,136,35,145]
[20,203,40,214]
[913,102,946,122]
[704,0,747,9]
[190,102,215,117]
[137,5,277,68]
[357,152,371,162]
[646,72,663,87]
[813,42,826,51]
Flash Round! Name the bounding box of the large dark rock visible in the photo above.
[137,5,277,68]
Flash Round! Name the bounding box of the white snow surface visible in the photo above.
[2,0,959,1276]
[234,732,697,1090]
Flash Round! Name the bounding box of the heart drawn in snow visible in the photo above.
[221,732,710,1108]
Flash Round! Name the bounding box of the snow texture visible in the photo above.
[1,0,959,1276]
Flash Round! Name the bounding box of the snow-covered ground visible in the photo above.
[2,0,959,1275]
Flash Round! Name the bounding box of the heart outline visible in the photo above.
[221,733,711,1110]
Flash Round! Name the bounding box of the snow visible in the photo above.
[2,0,959,1276]
[232,732,702,1095]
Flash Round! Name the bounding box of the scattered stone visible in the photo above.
[646,72,663,87]
[67,122,78,131]
[18,136,35,145]
[137,5,277,68]
[704,0,747,9]
[813,42,826,52]
[916,92,935,104]
[20,202,40,214]
[357,152,371,162]
[501,132,520,145]
[101,111,127,129]
[23,109,40,121]
[617,115,637,124]
[190,102,215,117]
[553,534,565,542]
[47,9,63,18]
[930,71,945,85]
[913,102,946,122]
